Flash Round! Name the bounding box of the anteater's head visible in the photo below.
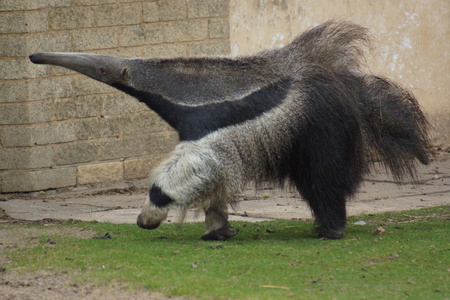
[29,52,136,88]
[136,194,169,230]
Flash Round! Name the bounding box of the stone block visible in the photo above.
[0,60,27,80]
[36,0,71,9]
[0,147,52,170]
[1,123,76,147]
[53,95,101,120]
[49,7,95,30]
[29,103,52,124]
[49,65,76,77]
[0,0,25,10]
[143,2,159,22]
[30,123,76,146]
[0,104,25,124]
[144,131,178,156]
[0,103,51,125]
[1,167,76,193]
[0,81,28,103]
[187,0,229,18]
[189,40,230,56]
[105,47,142,59]
[118,24,164,47]
[164,20,208,42]
[0,11,48,34]
[54,142,99,166]
[0,59,47,80]
[95,3,142,27]
[99,137,145,160]
[99,93,142,116]
[40,123,75,145]
[0,0,70,11]
[27,34,72,56]
[124,156,163,180]
[157,0,187,21]
[72,27,117,51]
[209,18,230,39]
[143,44,187,58]
[121,111,169,135]
[0,36,26,57]
[76,117,121,140]
[70,0,115,6]
[77,161,123,185]
[29,77,73,101]
[0,127,33,147]
[72,75,116,96]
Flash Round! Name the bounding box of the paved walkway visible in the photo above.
[1,152,449,225]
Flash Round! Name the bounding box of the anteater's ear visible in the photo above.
[121,67,131,81]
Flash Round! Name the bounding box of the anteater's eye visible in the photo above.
[98,67,106,75]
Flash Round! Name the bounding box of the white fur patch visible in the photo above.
[151,140,221,205]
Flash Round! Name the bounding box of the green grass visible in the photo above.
[1,206,449,299]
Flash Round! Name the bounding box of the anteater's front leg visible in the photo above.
[201,202,239,241]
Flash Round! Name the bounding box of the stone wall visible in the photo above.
[229,0,450,147]
[0,0,230,193]
[2,0,447,193]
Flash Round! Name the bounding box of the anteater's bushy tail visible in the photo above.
[284,20,371,73]
[360,75,432,181]
[287,21,432,181]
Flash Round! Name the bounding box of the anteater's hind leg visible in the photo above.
[292,126,366,239]
[201,202,239,241]
[297,181,348,239]
[293,149,365,239]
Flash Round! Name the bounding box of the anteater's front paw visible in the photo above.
[201,225,239,241]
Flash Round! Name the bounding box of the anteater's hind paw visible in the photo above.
[317,228,345,240]
[201,225,239,241]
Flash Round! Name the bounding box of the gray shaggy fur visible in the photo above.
[29,21,431,240]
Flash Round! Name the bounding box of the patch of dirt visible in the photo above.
[0,223,94,248]
[0,272,179,300]
[0,222,183,300]
[0,223,96,271]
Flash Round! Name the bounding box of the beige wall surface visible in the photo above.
[0,0,230,193]
[0,0,447,193]
[230,0,449,147]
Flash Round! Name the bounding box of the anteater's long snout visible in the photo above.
[28,52,129,85]
[28,52,95,68]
